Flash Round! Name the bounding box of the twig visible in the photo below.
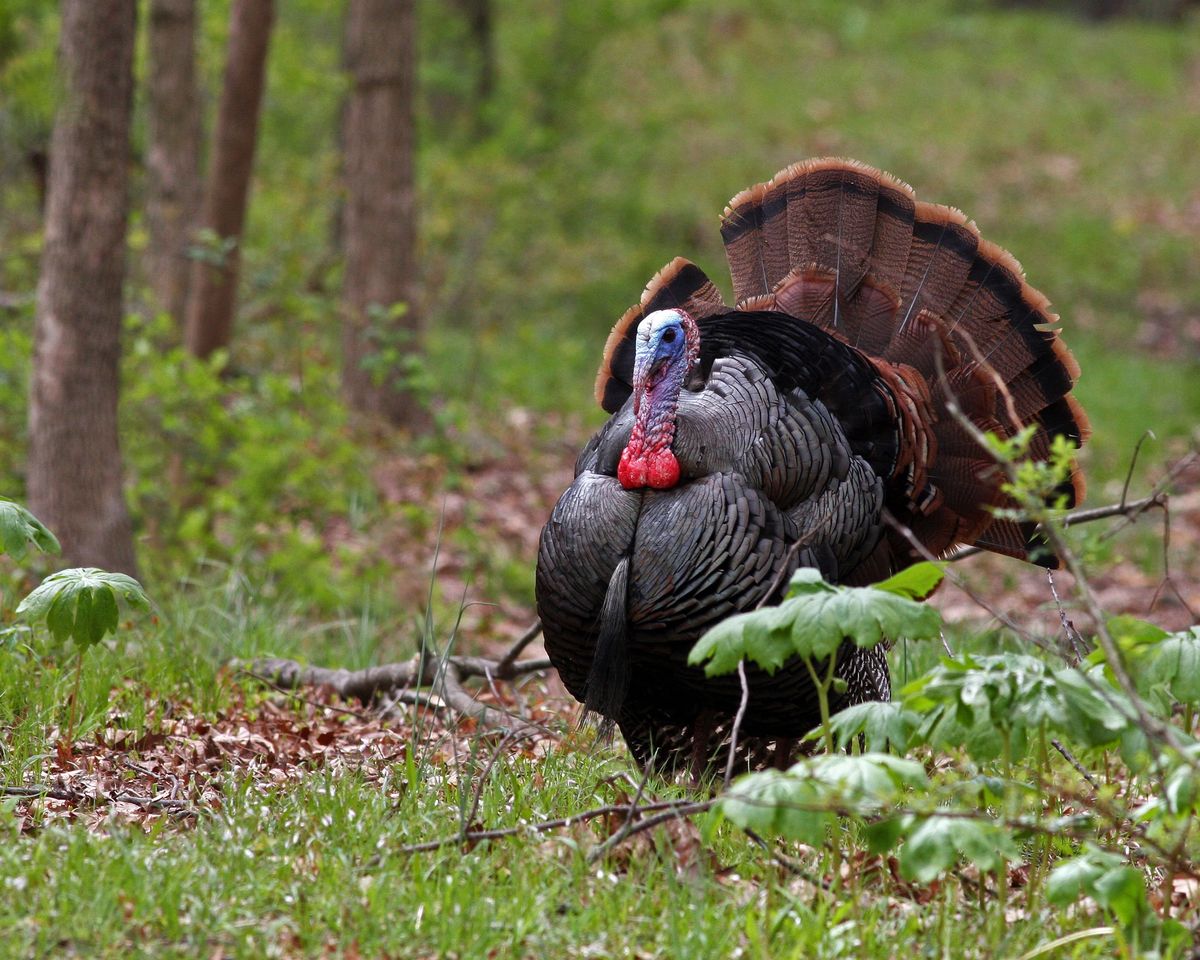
[588,801,714,858]
[585,767,655,864]
[1120,430,1155,511]
[1045,570,1089,664]
[236,669,374,720]
[723,661,751,791]
[1050,739,1100,791]
[395,798,710,854]
[496,620,543,677]
[235,652,555,739]
[942,493,1167,563]
[2,783,198,819]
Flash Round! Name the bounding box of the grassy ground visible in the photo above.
[1,0,1199,956]
[0,593,1161,959]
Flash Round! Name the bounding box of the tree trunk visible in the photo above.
[341,0,426,428]
[457,0,494,106]
[184,0,274,360]
[27,0,138,575]
[145,0,201,325]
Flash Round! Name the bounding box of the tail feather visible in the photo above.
[583,557,631,731]
[715,158,1088,566]
[897,205,978,337]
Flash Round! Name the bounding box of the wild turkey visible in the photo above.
[535,158,1089,775]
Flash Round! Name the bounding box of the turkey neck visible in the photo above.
[618,359,685,489]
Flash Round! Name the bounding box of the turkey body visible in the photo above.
[535,158,1089,773]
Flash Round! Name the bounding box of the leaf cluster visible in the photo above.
[688,563,944,677]
[16,568,149,649]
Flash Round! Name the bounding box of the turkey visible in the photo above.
[535,158,1089,775]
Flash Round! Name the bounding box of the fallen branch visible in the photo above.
[235,645,553,739]
[394,798,713,855]
[2,783,198,819]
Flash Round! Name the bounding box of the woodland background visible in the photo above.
[1,0,1199,956]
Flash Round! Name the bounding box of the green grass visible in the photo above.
[0,595,1143,959]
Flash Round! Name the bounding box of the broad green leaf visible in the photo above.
[720,755,926,843]
[862,816,904,855]
[1164,758,1200,815]
[899,815,1019,883]
[784,567,835,597]
[1107,615,1169,648]
[719,770,833,844]
[0,497,60,561]
[1046,848,1123,905]
[872,562,944,600]
[901,654,1130,762]
[803,753,928,797]
[690,569,942,678]
[1091,867,1148,927]
[16,568,149,648]
[1138,627,1200,705]
[827,701,919,753]
[1053,668,1132,748]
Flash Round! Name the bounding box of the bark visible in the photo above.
[184,0,274,359]
[27,0,138,574]
[341,0,425,427]
[145,0,201,324]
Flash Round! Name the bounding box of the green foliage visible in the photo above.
[0,1,1197,954]
[688,566,943,677]
[718,753,927,844]
[1105,616,1200,707]
[898,815,1021,884]
[0,495,59,560]
[871,561,946,600]
[17,567,148,648]
[901,654,1131,761]
[119,312,386,609]
[826,700,919,753]
[1045,845,1188,950]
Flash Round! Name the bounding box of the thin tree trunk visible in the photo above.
[458,0,494,106]
[341,0,426,428]
[145,0,201,325]
[27,0,138,575]
[184,0,274,360]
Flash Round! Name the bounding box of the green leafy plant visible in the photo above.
[689,563,944,749]
[16,566,149,754]
[0,495,59,561]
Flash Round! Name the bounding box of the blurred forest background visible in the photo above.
[1,0,1198,654]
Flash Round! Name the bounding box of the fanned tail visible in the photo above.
[717,158,1088,566]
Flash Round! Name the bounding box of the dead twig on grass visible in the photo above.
[234,648,553,739]
[2,783,198,819]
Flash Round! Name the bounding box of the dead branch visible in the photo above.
[942,492,1168,563]
[394,798,711,855]
[2,783,198,819]
[234,651,553,739]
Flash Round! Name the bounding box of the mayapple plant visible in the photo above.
[2,497,148,752]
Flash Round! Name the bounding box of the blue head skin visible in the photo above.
[618,308,700,489]
[631,310,691,415]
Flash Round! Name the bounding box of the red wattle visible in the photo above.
[617,445,679,490]
[646,449,680,489]
[617,447,646,489]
